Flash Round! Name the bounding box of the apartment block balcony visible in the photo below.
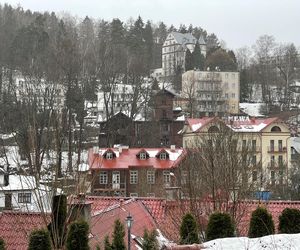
[267,146,287,153]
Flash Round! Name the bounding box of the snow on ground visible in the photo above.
[239,103,265,117]
[203,234,300,250]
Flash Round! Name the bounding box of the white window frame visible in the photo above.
[18,192,31,203]
[160,153,167,160]
[140,152,147,160]
[147,170,155,184]
[130,170,138,184]
[163,170,171,183]
[99,171,108,184]
[106,152,113,160]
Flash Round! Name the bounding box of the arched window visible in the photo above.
[271,126,281,132]
[208,126,219,133]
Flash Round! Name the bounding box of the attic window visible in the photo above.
[160,153,167,160]
[139,152,147,160]
[106,152,113,160]
[271,126,281,132]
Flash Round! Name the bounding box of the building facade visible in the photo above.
[162,32,206,78]
[181,116,291,196]
[181,70,240,115]
[89,147,186,198]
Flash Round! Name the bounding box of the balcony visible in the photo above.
[267,146,287,153]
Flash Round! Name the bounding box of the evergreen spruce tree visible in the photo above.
[112,219,126,250]
[206,212,234,241]
[28,229,51,250]
[279,208,300,234]
[66,220,90,250]
[185,49,193,71]
[180,213,199,244]
[104,235,112,250]
[48,194,67,248]
[0,237,5,250]
[142,229,159,250]
[248,207,275,238]
[192,41,205,70]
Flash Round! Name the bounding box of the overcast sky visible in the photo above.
[1,0,299,49]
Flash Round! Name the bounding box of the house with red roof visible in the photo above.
[89,146,187,198]
[181,116,291,197]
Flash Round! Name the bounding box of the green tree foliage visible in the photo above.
[104,235,112,250]
[279,208,300,233]
[28,229,52,250]
[192,41,205,70]
[205,48,237,71]
[66,220,90,250]
[248,207,275,238]
[180,213,199,244]
[185,49,193,71]
[48,194,67,248]
[0,237,5,250]
[206,212,234,241]
[142,229,159,250]
[112,219,126,250]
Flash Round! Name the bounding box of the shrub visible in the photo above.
[279,208,300,233]
[206,212,234,241]
[28,229,51,250]
[248,207,275,238]
[142,229,159,250]
[112,219,125,250]
[180,213,199,244]
[104,235,112,250]
[0,238,5,250]
[66,220,90,250]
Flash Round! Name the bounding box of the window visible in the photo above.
[130,170,138,184]
[278,140,283,151]
[99,171,108,184]
[242,140,247,150]
[181,171,188,185]
[252,155,257,165]
[163,170,171,183]
[252,140,256,151]
[271,155,275,167]
[18,193,31,203]
[231,93,235,98]
[271,171,275,180]
[252,171,257,182]
[147,170,155,184]
[160,153,167,160]
[140,152,147,160]
[106,152,113,160]
[225,93,228,99]
[270,140,274,151]
[278,155,283,166]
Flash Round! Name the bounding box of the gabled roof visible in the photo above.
[89,148,187,170]
[185,117,219,132]
[170,32,197,45]
[0,211,50,250]
[185,116,285,133]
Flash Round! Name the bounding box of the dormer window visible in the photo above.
[160,153,167,160]
[106,152,113,160]
[140,152,147,160]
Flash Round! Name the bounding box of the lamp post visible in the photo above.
[126,213,133,250]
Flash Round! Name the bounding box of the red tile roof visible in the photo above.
[89,148,187,170]
[89,198,157,250]
[0,211,50,250]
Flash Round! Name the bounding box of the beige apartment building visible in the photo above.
[181,70,240,115]
[181,116,291,195]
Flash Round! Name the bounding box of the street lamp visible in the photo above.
[126,213,133,250]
